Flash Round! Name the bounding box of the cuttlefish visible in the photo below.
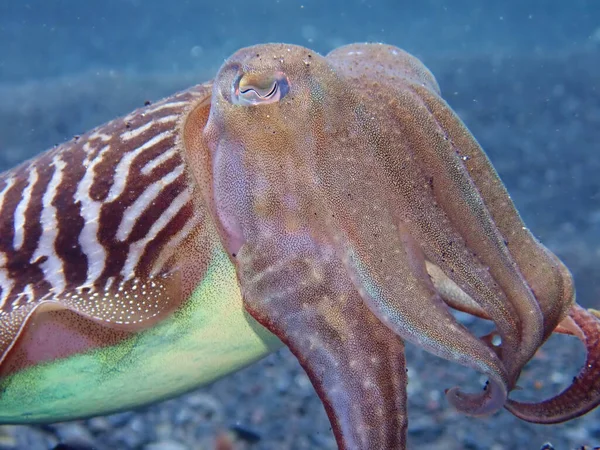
[0,43,598,449]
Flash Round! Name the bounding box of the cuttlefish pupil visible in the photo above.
[232,71,290,105]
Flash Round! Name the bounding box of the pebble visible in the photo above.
[144,440,189,450]
[230,423,261,443]
[52,423,95,448]
[408,416,443,444]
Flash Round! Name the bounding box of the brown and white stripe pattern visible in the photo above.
[0,83,213,341]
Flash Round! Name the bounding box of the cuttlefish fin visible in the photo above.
[237,239,408,450]
[0,271,182,367]
[505,304,600,423]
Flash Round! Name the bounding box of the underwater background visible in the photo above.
[0,0,599,448]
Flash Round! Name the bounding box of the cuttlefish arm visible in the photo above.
[181,42,571,448]
[429,262,600,421]
[240,238,408,448]
[0,85,280,423]
[403,68,575,344]
[328,44,576,392]
[506,304,600,423]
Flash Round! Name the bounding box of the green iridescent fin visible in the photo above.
[0,271,182,368]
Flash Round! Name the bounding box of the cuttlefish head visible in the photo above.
[200,44,347,257]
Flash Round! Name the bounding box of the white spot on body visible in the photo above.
[21,284,34,304]
[120,120,154,141]
[107,130,173,203]
[116,164,185,241]
[13,166,39,251]
[0,176,17,302]
[0,176,16,215]
[32,154,67,294]
[88,129,112,142]
[121,189,190,279]
[82,141,94,157]
[0,253,14,308]
[140,147,177,176]
[144,101,189,115]
[75,145,111,286]
[150,213,199,276]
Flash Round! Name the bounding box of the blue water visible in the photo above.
[0,1,598,82]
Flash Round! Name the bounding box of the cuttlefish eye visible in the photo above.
[231,71,290,106]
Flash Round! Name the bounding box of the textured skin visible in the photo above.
[0,42,599,449]
[506,305,600,423]
[183,43,600,449]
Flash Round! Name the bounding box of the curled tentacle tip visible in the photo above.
[445,378,508,416]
